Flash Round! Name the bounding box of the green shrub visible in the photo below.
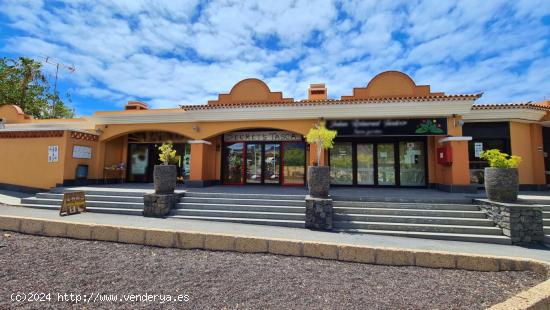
[480,149,521,168]
[305,121,337,166]
[158,142,177,165]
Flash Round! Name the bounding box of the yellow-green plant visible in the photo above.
[305,121,337,166]
[480,149,522,168]
[158,142,177,165]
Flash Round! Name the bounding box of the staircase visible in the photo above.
[542,205,550,244]
[332,200,511,244]
[169,192,306,228]
[20,188,145,215]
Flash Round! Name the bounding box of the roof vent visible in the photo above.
[125,101,149,110]
[308,83,327,100]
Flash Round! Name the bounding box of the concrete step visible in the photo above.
[176,202,305,213]
[180,196,305,207]
[19,204,143,216]
[168,215,305,228]
[20,198,143,209]
[334,213,494,226]
[333,206,486,218]
[171,209,305,220]
[545,227,550,234]
[333,228,511,245]
[544,212,550,219]
[49,188,149,197]
[333,221,503,235]
[36,193,143,203]
[333,201,480,211]
[331,195,474,204]
[183,191,305,201]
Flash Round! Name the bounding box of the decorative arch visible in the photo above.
[207,78,294,105]
[0,104,32,123]
[341,70,444,100]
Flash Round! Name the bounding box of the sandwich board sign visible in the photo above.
[59,191,86,216]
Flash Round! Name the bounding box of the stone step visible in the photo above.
[36,193,143,203]
[171,209,305,220]
[545,227,550,234]
[19,204,143,216]
[179,196,305,207]
[333,213,494,226]
[168,215,305,228]
[333,201,480,211]
[175,202,305,213]
[544,212,550,218]
[333,228,512,245]
[333,207,486,218]
[331,196,474,204]
[183,191,305,201]
[49,188,149,197]
[20,198,143,209]
[333,221,503,235]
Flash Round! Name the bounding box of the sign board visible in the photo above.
[59,191,86,216]
[73,145,92,159]
[224,131,303,142]
[48,145,59,163]
[474,142,483,158]
[326,118,448,136]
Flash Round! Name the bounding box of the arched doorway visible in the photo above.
[126,131,190,183]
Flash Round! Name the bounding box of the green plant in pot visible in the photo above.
[305,121,337,198]
[154,142,178,194]
[480,149,522,202]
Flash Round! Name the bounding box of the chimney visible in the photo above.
[125,101,149,110]
[308,83,327,100]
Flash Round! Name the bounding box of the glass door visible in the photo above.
[128,144,150,182]
[399,142,426,186]
[282,143,305,185]
[246,143,262,183]
[223,143,244,184]
[264,143,280,184]
[377,143,395,185]
[330,142,353,185]
[357,143,374,185]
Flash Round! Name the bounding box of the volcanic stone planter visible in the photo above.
[305,195,333,231]
[484,167,519,203]
[307,166,330,198]
[153,165,177,194]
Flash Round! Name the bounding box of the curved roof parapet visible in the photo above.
[0,104,33,123]
[341,70,445,100]
[207,78,294,105]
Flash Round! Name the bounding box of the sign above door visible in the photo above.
[327,118,447,136]
[224,131,303,142]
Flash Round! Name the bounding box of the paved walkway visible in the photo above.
[1,204,549,262]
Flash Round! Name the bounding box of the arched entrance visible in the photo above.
[126,131,190,183]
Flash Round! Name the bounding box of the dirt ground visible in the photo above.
[0,230,544,309]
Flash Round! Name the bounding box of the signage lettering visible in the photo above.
[327,118,447,136]
[224,131,303,142]
[60,191,86,216]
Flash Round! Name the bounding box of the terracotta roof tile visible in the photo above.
[472,102,550,111]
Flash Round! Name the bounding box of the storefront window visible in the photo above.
[283,143,305,185]
[377,143,395,185]
[223,143,244,184]
[264,144,280,184]
[128,144,149,182]
[246,143,262,183]
[330,142,353,185]
[357,144,374,185]
[399,142,425,186]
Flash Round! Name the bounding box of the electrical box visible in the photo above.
[437,146,452,166]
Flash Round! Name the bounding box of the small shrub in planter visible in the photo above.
[480,149,522,202]
[305,121,337,198]
[154,142,178,194]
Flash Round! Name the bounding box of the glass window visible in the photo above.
[357,144,374,185]
[377,143,395,185]
[283,143,305,185]
[264,143,280,184]
[246,143,262,183]
[223,143,243,184]
[330,142,353,185]
[399,142,425,186]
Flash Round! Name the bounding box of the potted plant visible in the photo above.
[154,142,178,194]
[305,121,337,198]
[480,149,522,202]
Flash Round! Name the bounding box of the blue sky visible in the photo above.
[1,0,549,116]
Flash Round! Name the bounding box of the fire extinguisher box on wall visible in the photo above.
[437,146,453,166]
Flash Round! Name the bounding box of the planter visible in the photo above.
[153,165,177,194]
[307,166,330,198]
[484,167,518,203]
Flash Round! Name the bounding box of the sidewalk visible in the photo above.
[1,204,549,262]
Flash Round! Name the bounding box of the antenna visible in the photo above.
[38,56,76,118]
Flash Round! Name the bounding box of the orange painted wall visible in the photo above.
[0,134,67,189]
[510,122,545,185]
[63,136,99,181]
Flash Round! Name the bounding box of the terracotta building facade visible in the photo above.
[0,71,548,193]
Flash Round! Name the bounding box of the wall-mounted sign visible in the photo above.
[48,145,59,163]
[474,142,483,158]
[73,145,92,159]
[224,131,303,142]
[60,191,86,216]
[327,118,448,136]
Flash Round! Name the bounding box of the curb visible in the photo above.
[0,215,549,309]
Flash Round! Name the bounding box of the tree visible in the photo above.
[0,56,74,119]
[305,120,337,166]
